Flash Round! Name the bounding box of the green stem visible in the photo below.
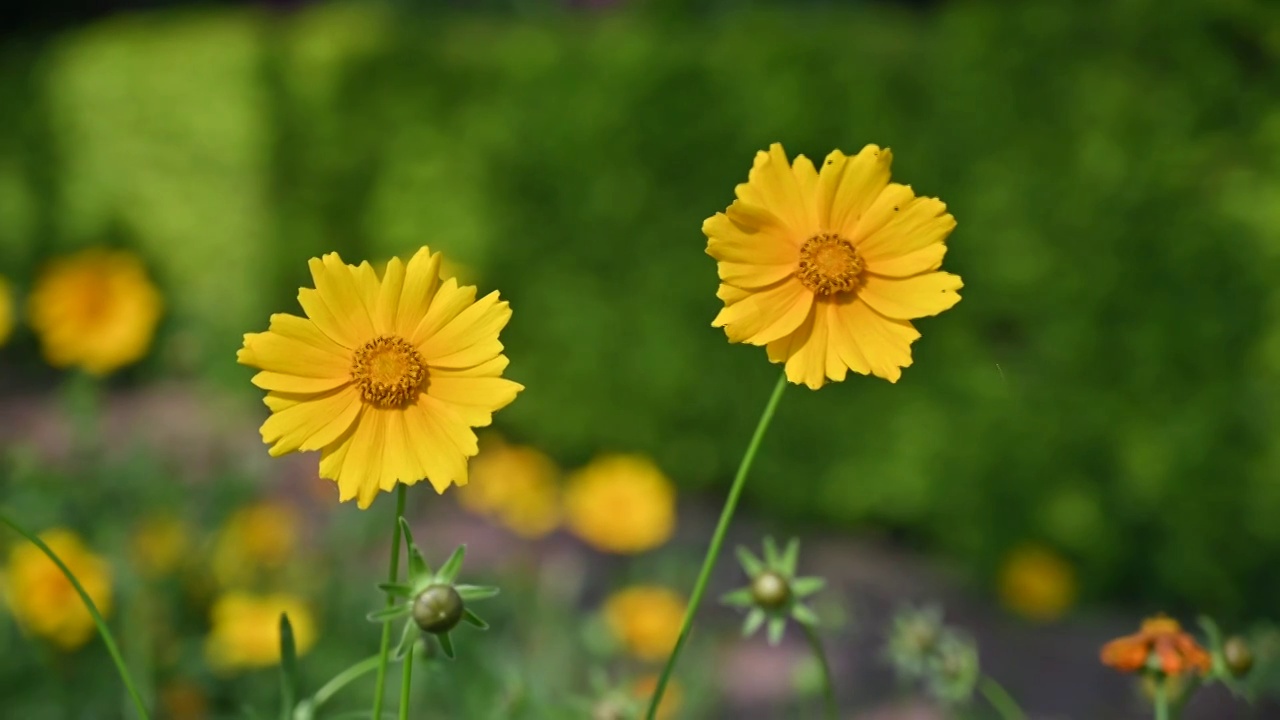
[1154,676,1170,720]
[398,645,415,720]
[978,675,1026,720]
[0,514,151,720]
[371,485,409,719]
[311,655,381,711]
[645,372,788,720]
[800,622,837,720]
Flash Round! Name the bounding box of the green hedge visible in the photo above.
[2,0,1280,615]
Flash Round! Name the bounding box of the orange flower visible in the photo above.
[1100,615,1211,676]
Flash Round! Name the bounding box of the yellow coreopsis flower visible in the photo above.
[205,592,317,672]
[0,275,13,347]
[3,529,112,650]
[458,436,561,538]
[706,143,962,388]
[603,586,687,662]
[238,248,523,508]
[564,454,675,554]
[212,502,299,588]
[998,544,1077,623]
[28,248,163,375]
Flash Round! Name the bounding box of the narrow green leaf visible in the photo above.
[377,582,413,597]
[366,605,410,623]
[437,631,457,660]
[766,616,787,646]
[399,518,430,578]
[780,538,800,577]
[763,537,781,567]
[278,614,299,720]
[791,576,826,598]
[735,546,764,577]
[437,545,467,583]
[720,587,755,608]
[455,584,499,601]
[743,608,767,638]
[791,603,820,628]
[393,621,419,661]
[463,609,489,630]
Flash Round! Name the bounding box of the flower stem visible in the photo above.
[978,675,1026,720]
[801,621,838,720]
[1154,676,1170,720]
[398,645,414,720]
[0,513,151,720]
[645,372,789,720]
[371,485,408,719]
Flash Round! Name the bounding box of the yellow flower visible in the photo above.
[0,275,13,347]
[603,586,687,662]
[212,502,298,588]
[132,516,191,578]
[705,143,962,388]
[3,529,112,650]
[238,248,523,508]
[564,455,675,554]
[632,675,682,720]
[28,248,163,375]
[998,544,1077,623]
[205,592,316,672]
[458,436,561,538]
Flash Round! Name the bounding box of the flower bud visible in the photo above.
[413,584,464,634]
[1223,636,1253,677]
[751,571,791,610]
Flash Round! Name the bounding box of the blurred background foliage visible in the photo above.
[2,0,1280,622]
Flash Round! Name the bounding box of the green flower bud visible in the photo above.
[413,584,464,634]
[1224,636,1254,677]
[751,570,791,610]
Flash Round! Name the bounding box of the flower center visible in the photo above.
[797,233,864,295]
[351,335,426,408]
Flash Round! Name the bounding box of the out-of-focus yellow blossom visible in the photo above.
[205,592,316,672]
[458,437,561,538]
[632,675,682,720]
[0,275,13,347]
[998,543,1077,622]
[3,529,112,650]
[212,502,299,588]
[160,679,209,720]
[603,586,686,662]
[132,516,190,578]
[564,455,675,554]
[27,248,163,375]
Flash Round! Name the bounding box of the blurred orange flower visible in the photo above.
[998,543,1076,623]
[564,454,675,554]
[3,529,112,650]
[458,436,561,538]
[205,592,316,673]
[28,248,162,375]
[603,586,686,662]
[1100,615,1211,676]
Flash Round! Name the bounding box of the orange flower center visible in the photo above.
[797,233,864,295]
[351,335,425,408]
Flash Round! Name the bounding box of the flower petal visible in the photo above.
[713,279,814,346]
[822,145,893,237]
[251,372,350,394]
[307,253,375,343]
[431,355,510,378]
[403,398,472,493]
[704,212,799,265]
[396,247,443,339]
[734,143,815,237]
[841,299,921,382]
[409,278,475,347]
[239,315,351,378]
[375,257,406,335]
[864,243,948,277]
[259,386,362,457]
[425,376,523,425]
[764,308,829,390]
[856,191,956,262]
[860,272,963,320]
[420,291,511,368]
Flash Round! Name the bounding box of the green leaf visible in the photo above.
[455,584,499,601]
[366,605,410,623]
[763,537,781,567]
[780,538,800,577]
[743,608,766,638]
[766,616,787,646]
[736,546,764,577]
[400,517,430,578]
[377,582,413,597]
[720,587,755,608]
[791,576,826,598]
[393,621,419,661]
[463,609,489,630]
[437,545,467,583]
[791,603,820,628]
[278,613,299,720]
[437,631,457,660]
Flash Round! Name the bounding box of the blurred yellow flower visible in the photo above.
[564,455,675,554]
[0,275,13,347]
[458,437,561,538]
[212,502,299,588]
[28,248,163,375]
[238,248,523,508]
[160,679,209,720]
[3,529,112,650]
[632,674,682,720]
[603,586,686,662]
[205,592,316,672]
[132,516,190,578]
[705,143,962,388]
[998,544,1077,622]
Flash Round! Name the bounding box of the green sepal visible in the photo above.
[791,576,826,598]
[743,607,766,638]
[721,587,755,608]
[399,518,430,579]
[366,605,410,623]
[437,631,456,660]
[736,546,764,577]
[393,620,419,661]
[780,538,800,577]
[791,603,820,627]
[437,545,467,584]
[378,582,413,597]
[278,613,299,720]
[766,616,787,646]
[763,537,781,567]
[463,609,489,630]
[455,584,499,601]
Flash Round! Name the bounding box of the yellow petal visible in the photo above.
[865,243,948,277]
[375,257,406,335]
[822,145,893,237]
[432,355,510,378]
[403,399,470,493]
[860,272,963,320]
[379,409,426,492]
[713,279,813,346]
[240,317,351,378]
[420,292,511,368]
[856,192,956,262]
[734,143,814,237]
[396,247,443,338]
[703,212,798,265]
[251,372,350,394]
[352,261,381,321]
[426,376,523,415]
[308,253,376,342]
[764,310,828,389]
[792,153,820,222]
[260,386,362,457]
[409,278,476,347]
[841,299,920,382]
[823,297,872,379]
